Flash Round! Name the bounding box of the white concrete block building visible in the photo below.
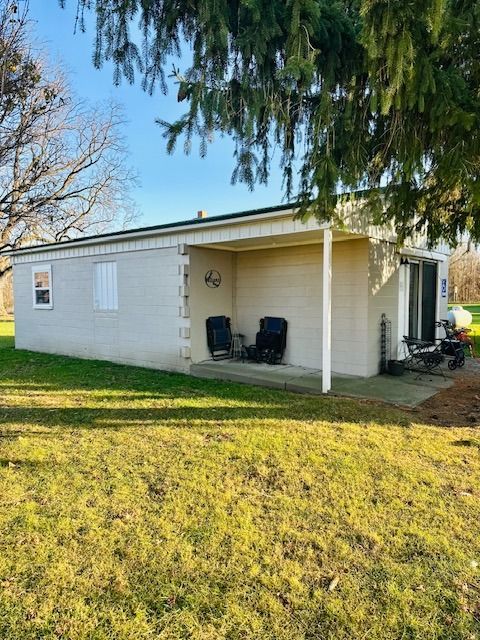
[6,203,450,391]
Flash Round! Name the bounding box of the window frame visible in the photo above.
[404,259,438,340]
[32,264,53,310]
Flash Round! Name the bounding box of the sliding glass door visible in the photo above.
[407,261,437,341]
[421,262,437,342]
[408,263,420,338]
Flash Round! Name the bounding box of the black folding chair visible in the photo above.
[403,336,445,379]
[245,316,288,364]
[206,316,232,360]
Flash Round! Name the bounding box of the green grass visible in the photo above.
[1,321,480,639]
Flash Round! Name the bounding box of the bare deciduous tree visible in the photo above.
[0,0,136,303]
[449,244,480,304]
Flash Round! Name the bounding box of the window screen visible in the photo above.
[94,262,118,311]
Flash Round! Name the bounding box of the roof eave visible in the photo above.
[1,204,297,257]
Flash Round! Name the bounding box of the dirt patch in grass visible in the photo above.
[409,359,480,427]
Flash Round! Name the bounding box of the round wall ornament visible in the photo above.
[205,269,221,288]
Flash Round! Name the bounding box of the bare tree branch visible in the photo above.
[0,0,138,259]
[449,243,480,303]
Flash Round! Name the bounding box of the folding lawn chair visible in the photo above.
[244,316,288,364]
[206,316,232,360]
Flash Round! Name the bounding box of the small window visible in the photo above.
[32,265,53,309]
[94,261,118,311]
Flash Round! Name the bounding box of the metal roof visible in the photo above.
[3,202,296,255]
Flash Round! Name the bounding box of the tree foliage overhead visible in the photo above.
[70,0,480,245]
[0,0,136,274]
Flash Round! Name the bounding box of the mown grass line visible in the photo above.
[1,321,480,640]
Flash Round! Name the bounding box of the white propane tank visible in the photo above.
[447,305,473,328]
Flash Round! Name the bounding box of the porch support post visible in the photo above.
[397,261,410,358]
[322,227,332,393]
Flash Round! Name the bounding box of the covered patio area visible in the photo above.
[188,224,370,393]
[191,359,453,408]
[183,204,449,393]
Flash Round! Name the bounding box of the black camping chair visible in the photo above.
[244,316,288,364]
[206,316,232,360]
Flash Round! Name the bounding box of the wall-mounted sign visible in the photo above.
[205,270,221,288]
[441,278,447,298]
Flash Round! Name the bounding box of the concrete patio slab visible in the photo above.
[330,371,453,406]
[190,361,309,389]
[190,359,455,408]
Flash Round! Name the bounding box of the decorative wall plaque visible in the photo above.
[205,270,221,288]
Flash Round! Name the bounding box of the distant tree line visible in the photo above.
[449,244,480,304]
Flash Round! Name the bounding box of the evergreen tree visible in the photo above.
[68,0,480,245]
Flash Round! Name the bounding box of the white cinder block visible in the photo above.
[179,285,190,297]
[180,346,191,358]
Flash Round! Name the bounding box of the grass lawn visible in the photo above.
[1,320,480,639]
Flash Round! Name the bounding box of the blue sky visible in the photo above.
[28,1,286,226]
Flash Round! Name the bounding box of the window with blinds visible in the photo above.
[94,261,118,311]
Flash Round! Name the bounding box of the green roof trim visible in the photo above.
[4,186,385,255]
[6,202,297,254]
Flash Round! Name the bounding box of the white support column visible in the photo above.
[322,227,332,393]
[397,262,408,358]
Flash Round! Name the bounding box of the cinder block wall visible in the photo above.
[13,237,446,379]
[188,247,234,362]
[234,239,370,375]
[366,240,450,376]
[367,240,399,376]
[13,247,189,372]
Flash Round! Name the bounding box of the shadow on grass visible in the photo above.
[452,438,480,448]
[0,341,414,429]
[1,325,477,429]
[0,402,411,429]
[0,457,51,469]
